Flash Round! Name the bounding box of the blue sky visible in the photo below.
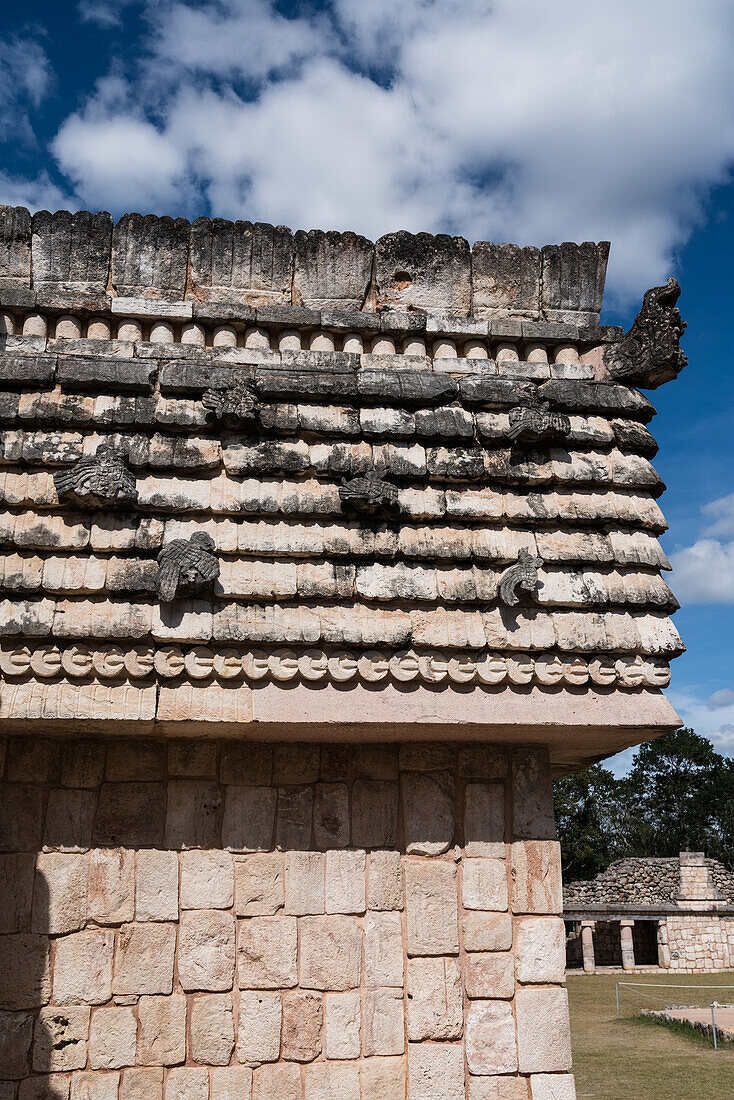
[1,0,733,767]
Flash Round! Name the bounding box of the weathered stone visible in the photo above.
[462,912,514,952]
[190,217,293,305]
[472,241,541,318]
[252,1064,301,1100]
[299,915,362,990]
[314,783,349,849]
[53,929,114,1005]
[180,850,233,910]
[33,853,88,935]
[511,841,563,914]
[512,748,555,840]
[325,849,365,914]
[235,853,284,916]
[190,993,234,1066]
[284,851,325,915]
[364,911,403,987]
[70,1071,120,1100]
[376,231,471,315]
[237,915,298,989]
[406,956,462,1040]
[112,213,189,299]
[282,990,322,1062]
[273,742,321,785]
[237,990,282,1063]
[7,739,60,782]
[293,229,373,310]
[463,858,509,911]
[0,935,50,1009]
[360,1056,405,1098]
[303,1063,360,1100]
[136,851,179,922]
[88,1006,136,1069]
[0,852,35,932]
[33,1005,90,1071]
[466,999,518,1075]
[467,1077,528,1100]
[408,1043,465,1100]
[164,1068,209,1100]
[94,783,165,847]
[604,277,686,388]
[120,1069,163,1100]
[516,987,572,1073]
[465,952,515,998]
[19,1074,71,1100]
[113,923,176,996]
[136,994,186,1066]
[0,205,31,287]
[515,917,567,983]
[368,850,403,911]
[0,1007,33,1078]
[222,786,276,852]
[465,781,506,858]
[89,849,135,924]
[211,1067,254,1100]
[324,991,360,1059]
[178,910,236,992]
[351,780,398,848]
[167,740,217,777]
[164,780,221,849]
[362,987,404,1056]
[529,1074,577,1100]
[402,771,455,856]
[32,210,112,293]
[60,741,106,787]
[405,861,459,956]
[43,789,96,853]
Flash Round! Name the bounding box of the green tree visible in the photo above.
[553,763,622,881]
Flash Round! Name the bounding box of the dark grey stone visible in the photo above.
[538,380,656,422]
[105,559,158,593]
[54,443,138,507]
[224,439,311,475]
[321,309,380,333]
[577,324,624,344]
[31,210,112,293]
[427,447,485,481]
[521,320,580,342]
[414,407,474,439]
[339,472,399,515]
[189,217,293,305]
[193,300,257,324]
[458,377,536,407]
[58,356,157,392]
[0,205,31,287]
[541,242,609,314]
[257,403,299,435]
[358,370,457,405]
[0,286,36,309]
[293,229,374,310]
[280,350,359,373]
[36,289,110,314]
[112,213,190,299]
[0,353,55,386]
[157,533,219,602]
[379,312,427,335]
[471,242,541,318]
[160,362,252,394]
[604,278,686,389]
[375,231,471,315]
[135,342,208,361]
[256,370,359,400]
[203,378,259,426]
[507,402,571,443]
[257,303,321,328]
[488,318,523,339]
[0,393,19,422]
[612,419,659,457]
[95,395,156,427]
[498,548,542,606]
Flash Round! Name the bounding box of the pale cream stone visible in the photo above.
[515,917,566,983]
[223,786,276,852]
[89,849,135,924]
[165,1068,208,1100]
[282,990,322,1062]
[33,1005,90,1071]
[511,841,563,915]
[463,912,513,952]
[181,322,206,346]
[149,320,174,343]
[136,851,179,922]
[408,1043,465,1100]
[284,852,325,915]
[53,929,114,1005]
[120,1069,163,1100]
[237,991,282,1063]
[342,333,363,353]
[324,992,360,1059]
[304,1063,360,1100]
[113,923,176,996]
[530,1075,577,1100]
[180,851,233,910]
[245,326,270,349]
[465,781,505,858]
[178,910,236,992]
[213,325,237,348]
[406,956,462,1040]
[405,861,459,956]
[23,314,47,337]
[463,858,508,911]
[116,320,143,343]
[362,988,404,1056]
[363,911,403,987]
[252,1065,301,1100]
[190,994,234,1065]
[237,915,298,989]
[299,915,362,991]
[367,850,403,911]
[136,994,187,1066]
[89,1006,136,1069]
[468,1075,528,1099]
[465,952,515,998]
[70,1071,120,1100]
[516,988,572,1073]
[466,1000,518,1075]
[211,1067,253,1100]
[402,771,455,856]
[33,852,88,934]
[325,850,365,914]
[235,853,284,916]
[314,783,349,850]
[360,1056,406,1098]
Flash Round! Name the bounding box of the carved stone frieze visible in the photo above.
[604,277,686,389]
[202,378,259,425]
[498,548,543,606]
[339,471,399,514]
[53,443,138,507]
[507,401,571,443]
[156,532,220,602]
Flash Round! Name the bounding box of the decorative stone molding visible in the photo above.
[0,642,671,688]
[202,378,259,425]
[507,401,571,443]
[604,277,687,389]
[339,472,400,515]
[498,549,543,607]
[53,443,138,507]
[156,533,220,602]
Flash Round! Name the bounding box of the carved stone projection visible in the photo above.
[507,401,571,444]
[339,472,399,515]
[156,532,220,602]
[54,443,138,507]
[498,548,543,607]
[604,277,687,389]
[202,378,259,426]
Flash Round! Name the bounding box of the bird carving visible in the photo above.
[53,443,138,507]
[202,378,259,426]
[156,532,220,602]
[339,472,399,515]
[507,402,570,444]
[498,548,543,606]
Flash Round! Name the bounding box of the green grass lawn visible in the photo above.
[567,971,734,1099]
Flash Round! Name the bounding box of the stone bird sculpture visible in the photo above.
[507,401,571,444]
[339,471,399,515]
[202,378,259,426]
[54,443,138,507]
[156,532,220,602]
[498,548,543,607]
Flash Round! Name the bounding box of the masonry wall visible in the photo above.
[0,738,574,1100]
[665,915,734,972]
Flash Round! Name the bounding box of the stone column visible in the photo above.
[657,920,671,969]
[620,919,636,971]
[581,921,596,974]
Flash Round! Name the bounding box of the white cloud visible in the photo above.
[668,688,734,758]
[0,36,53,145]
[33,0,734,300]
[707,689,734,709]
[0,171,74,213]
[77,0,139,28]
[702,493,734,538]
[669,539,734,604]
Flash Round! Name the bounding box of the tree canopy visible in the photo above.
[553,729,734,881]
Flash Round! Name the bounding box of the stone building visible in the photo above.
[0,206,686,1099]
[565,852,734,974]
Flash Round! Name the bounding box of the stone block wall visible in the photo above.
[0,737,574,1099]
[665,915,734,972]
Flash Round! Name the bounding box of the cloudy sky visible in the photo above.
[2,0,734,766]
